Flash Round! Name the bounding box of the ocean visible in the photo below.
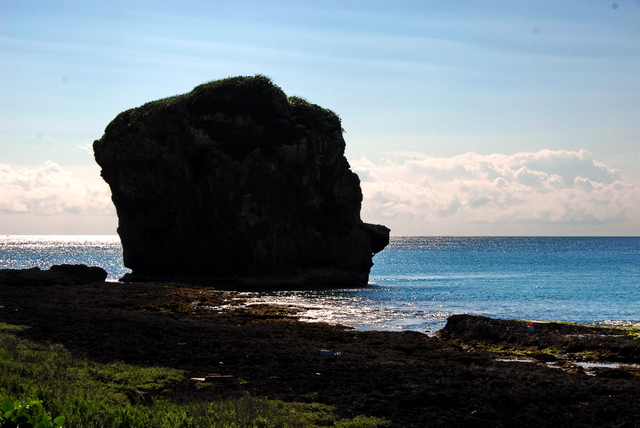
[1,235,638,334]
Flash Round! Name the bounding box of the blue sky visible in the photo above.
[1,0,639,235]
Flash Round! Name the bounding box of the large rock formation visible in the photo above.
[94,75,389,285]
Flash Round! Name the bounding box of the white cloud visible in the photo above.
[0,162,114,216]
[2,151,638,236]
[353,149,640,235]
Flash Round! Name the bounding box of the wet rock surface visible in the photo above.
[1,282,640,427]
[93,75,389,285]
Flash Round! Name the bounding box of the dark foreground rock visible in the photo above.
[93,75,389,285]
[439,314,640,363]
[1,282,640,427]
[0,265,107,286]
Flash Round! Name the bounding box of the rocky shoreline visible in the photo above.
[1,276,640,427]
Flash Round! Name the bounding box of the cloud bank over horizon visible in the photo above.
[0,162,113,216]
[353,149,640,236]
[1,149,638,236]
[0,162,116,234]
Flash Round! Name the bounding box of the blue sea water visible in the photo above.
[0,236,131,280]
[1,235,638,334]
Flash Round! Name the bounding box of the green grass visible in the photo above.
[0,322,30,332]
[0,324,386,427]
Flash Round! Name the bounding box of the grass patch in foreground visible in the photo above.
[0,325,386,427]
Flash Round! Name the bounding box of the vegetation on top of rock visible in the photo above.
[105,94,182,135]
[104,75,342,138]
[289,95,343,135]
[187,74,289,120]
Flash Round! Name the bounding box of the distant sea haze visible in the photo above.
[1,236,639,334]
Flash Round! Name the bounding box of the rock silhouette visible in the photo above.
[0,265,108,286]
[94,75,389,285]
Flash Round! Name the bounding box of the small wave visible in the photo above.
[597,320,640,328]
[240,291,453,334]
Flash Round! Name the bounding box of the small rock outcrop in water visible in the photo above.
[0,265,108,286]
[94,75,389,285]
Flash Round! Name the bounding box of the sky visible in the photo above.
[1,0,639,236]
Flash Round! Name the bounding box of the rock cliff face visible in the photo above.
[94,75,389,285]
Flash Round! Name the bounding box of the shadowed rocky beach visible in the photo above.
[1,275,640,427]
